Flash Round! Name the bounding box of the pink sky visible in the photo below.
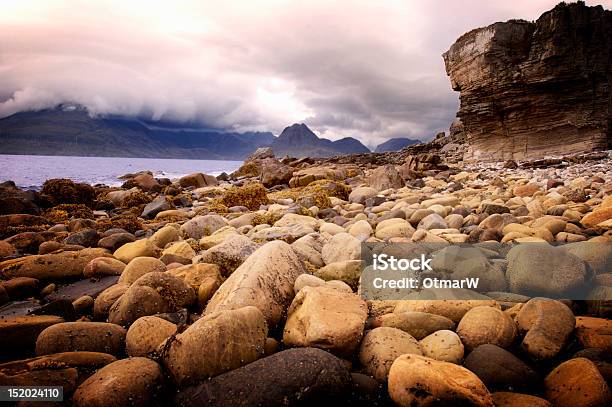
[0,0,608,146]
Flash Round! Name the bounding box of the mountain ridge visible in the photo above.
[374,137,421,152]
[270,123,370,157]
[0,107,275,160]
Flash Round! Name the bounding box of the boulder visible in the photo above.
[581,207,612,227]
[73,357,165,407]
[199,226,239,250]
[108,272,195,326]
[118,256,167,285]
[248,147,274,160]
[283,286,367,357]
[93,284,128,320]
[457,306,517,351]
[544,358,611,407]
[359,327,422,382]
[260,158,294,187]
[293,273,352,294]
[197,234,258,276]
[314,260,362,289]
[179,172,217,188]
[141,196,171,219]
[291,233,326,268]
[388,354,494,406]
[83,257,126,278]
[167,263,222,302]
[180,214,228,239]
[515,298,575,360]
[348,187,378,204]
[126,316,177,357]
[0,248,110,280]
[113,239,159,264]
[321,233,361,264]
[162,306,267,386]
[97,232,135,252]
[347,219,373,239]
[464,344,539,392]
[417,213,448,230]
[149,225,180,249]
[374,219,415,239]
[506,244,589,297]
[564,241,612,275]
[366,165,404,191]
[162,241,196,260]
[64,228,99,247]
[205,241,304,328]
[35,322,126,356]
[574,316,612,353]
[174,348,352,407]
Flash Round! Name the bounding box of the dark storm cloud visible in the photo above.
[0,0,587,146]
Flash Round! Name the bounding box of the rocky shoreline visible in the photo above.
[0,144,611,406]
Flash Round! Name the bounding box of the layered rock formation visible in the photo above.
[444,2,611,161]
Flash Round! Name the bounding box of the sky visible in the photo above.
[0,0,608,148]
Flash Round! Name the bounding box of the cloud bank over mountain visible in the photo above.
[0,0,568,146]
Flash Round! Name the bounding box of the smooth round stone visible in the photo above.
[545,358,611,407]
[359,327,422,382]
[174,348,352,407]
[118,257,166,285]
[126,315,177,357]
[35,322,126,356]
[516,298,575,360]
[73,357,165,407]
[463,344,539,392]
[419,329,464,364]
[506,244,589,297]
[83,257,126,278]
[388,354,494,406]
[457,306,517,351]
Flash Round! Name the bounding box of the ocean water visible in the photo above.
[0,154,242,189]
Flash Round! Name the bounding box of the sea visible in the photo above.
[0,154,242,190]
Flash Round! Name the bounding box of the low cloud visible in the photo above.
[0,0,578,145]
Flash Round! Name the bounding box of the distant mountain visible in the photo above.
[271,123,370,157]
[0,105,275,160]
[374,137,421,152]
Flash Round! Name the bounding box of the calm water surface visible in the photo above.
[0,154,241,189]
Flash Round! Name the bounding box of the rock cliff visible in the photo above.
[443,2,611,161]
